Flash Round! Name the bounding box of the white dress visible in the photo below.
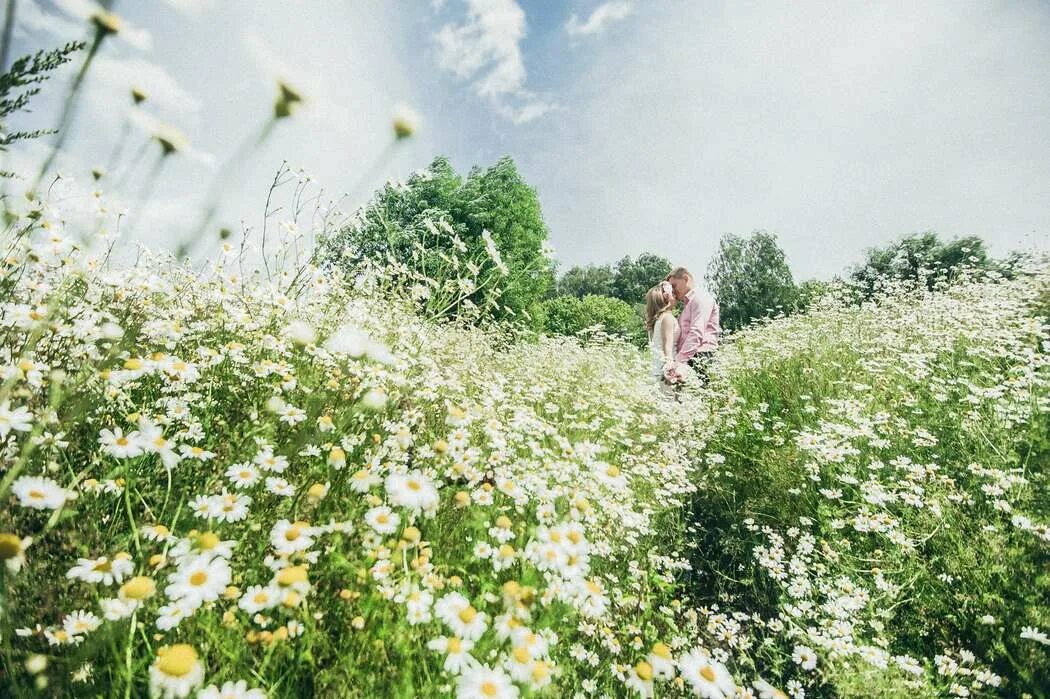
[648,313,679,381]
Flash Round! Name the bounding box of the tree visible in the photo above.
[319,156,554,325]
[611,253,672,303]
[706,231,797,331]
[556,264,615,298]
[541,294,645,345]
[850,232,991,298]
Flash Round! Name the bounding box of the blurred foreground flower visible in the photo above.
[393,104,420,140]
[274,81,303,119]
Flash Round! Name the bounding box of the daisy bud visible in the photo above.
[307,482,329,503]
[391,104,419,140]
[91,11,121,36]
[0,533,22,560]
[454,491,471,507]
[274,81,303,119]
[119,576,156,600]
[351,615,365,629]
[131,87,147,104]
[433,439,448,454]
[401,526,421,545]
[339,588,353,600]
[24,654,47,674]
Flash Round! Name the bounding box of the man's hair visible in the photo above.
[667,267,691,280]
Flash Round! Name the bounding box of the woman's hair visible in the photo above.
[645,284,675,333]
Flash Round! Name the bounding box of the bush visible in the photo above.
[850,232,992,299]
[541,293,645,344]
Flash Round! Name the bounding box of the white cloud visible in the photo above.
[15,1,83,41]
[159,0,213,17]
[566,1,634,37]
[126,109,216,168]
[435,0,555,123]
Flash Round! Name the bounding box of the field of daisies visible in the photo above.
[0,202,1048,697]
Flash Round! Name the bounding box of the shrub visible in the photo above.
[541,293,645,345]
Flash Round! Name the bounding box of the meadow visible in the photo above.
[0,11,1047,698]
[0,186,1046,697]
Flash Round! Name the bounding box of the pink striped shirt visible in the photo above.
[675,288,720,362]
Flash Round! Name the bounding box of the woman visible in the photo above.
[645,281,688,392]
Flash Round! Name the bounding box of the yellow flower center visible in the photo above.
[28,490,45,500]
[120,576,155,600]
[407,479,421,491]
[276,565,308,587]
[635,661,654,681]
[480,681,498,697]
[606,465,620,477]
[197,532,220,550]
[447,637,462,653]
[189,571,208,586]
[700,665,717,682]
[457,606,477,624]
[496,516,512,529]
[652,642,672,659]
[156,644,198,678]
[116,437,129,446]
[0,533,22,559]
[285,527,301,542]
[513,646,531,663]
[254,591,270,604]
[93,559,113,573]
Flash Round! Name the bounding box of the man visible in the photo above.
[666,267,720,381]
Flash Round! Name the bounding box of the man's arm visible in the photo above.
[674,296,707,363]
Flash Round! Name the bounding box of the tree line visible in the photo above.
[319,155,1023,344]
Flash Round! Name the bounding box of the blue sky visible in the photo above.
[9,0,1050,282]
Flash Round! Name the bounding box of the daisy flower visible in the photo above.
[270,519,316,556]
[266,476,296,497]
[647,642,675,679]
[792,645,818,671]
[678,648,735,699]
[226,463,261,488]
[98,426,144,458]
[138,418,181,469]
[238,585,280,614]
[435,592,488,641]
[386,469,440,513]
[141,524,173,542]
[12,475,69,510]
[625,661,654,698]
[169,531,235,563]
[427,635,476,674]
[365,506,400,534]
[0,400,33,438]
[254,447,289,473]
[100,597,138,621]
[0,532,32,573]
[63,610,102,637]
[197,680,267,699]
[350,468,380,493]
[165,556,232,608]
[66,554,133,585]
[149,644,204,699]
[209,491,252,523]
[456,664,518,699]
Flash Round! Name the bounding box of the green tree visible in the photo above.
[706,230,797,331]
[319,156,554,325]
[541,294,645,345]
[611,253,672,303]
[556,264,615,298]
[850,232,991,298]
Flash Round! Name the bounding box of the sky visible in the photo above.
[8,0,1050,282]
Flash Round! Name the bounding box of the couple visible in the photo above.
[646,267,720,391]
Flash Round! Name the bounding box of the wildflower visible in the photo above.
[456,664,518,699]
[435,592,488,641]
[365,506,400,534]
[392,104,420,139]
[149,644,204,699]
[0,532,32,573]
[24,654,48,674]
[101,597,138,621]
[165,556,232,608]
[625,661,654,697]
[386,470,440,513]
[198,680,267,699]
[316,414,335,432]
[12,475,69,510]
[63,610,102,637]
[226,463,261,488]
[239,585,280,614]
[327,446,347,469]
[270,519,316,556]
[648,642,675,679]
[67,554,133,585]
[0,400,33,438]
[274,81,303,119]
[792,645,817,671]
[678,648,735,698]
[307,482,330,503]
[753,679,789,699]
[428,635,476,674]
[266,477,295,497]
[1020,626,1050,645]
[119,576,157,601]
